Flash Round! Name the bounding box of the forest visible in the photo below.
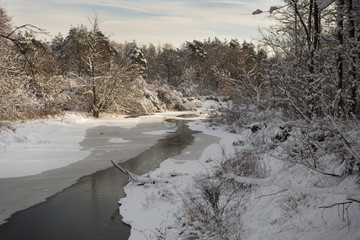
[0,7,266,120]
[1,0,360,238]
[1,1,359,121]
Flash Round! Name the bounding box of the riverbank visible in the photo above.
[119,120,242,239]
[119,119,360,240]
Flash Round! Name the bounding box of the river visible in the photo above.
[0,117,219,240]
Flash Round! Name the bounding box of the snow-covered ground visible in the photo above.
[119,120,360,240]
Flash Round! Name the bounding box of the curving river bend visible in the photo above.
[0,117,219,240]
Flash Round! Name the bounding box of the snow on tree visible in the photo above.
[186,40,207,59]
[0,8,49,120]
[50,14,138,117]
[126,42,147,78]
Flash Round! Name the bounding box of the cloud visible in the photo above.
[1,0,282,46]
[62,0,167,16]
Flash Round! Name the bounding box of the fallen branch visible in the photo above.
[111,160,139,181]
[111,160,170,184]
[302,163,342,177]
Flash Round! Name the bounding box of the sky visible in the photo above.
[0,0,283,47]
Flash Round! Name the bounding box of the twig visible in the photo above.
[347,197,360,204]
[302,163,342,177]
[6,24,49,38]
[319,201,352,209]
[319,201,353,224]
[255,189,288,199]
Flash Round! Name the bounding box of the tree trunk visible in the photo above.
[336,0,345,115]
[347,0,359,116]
[294,1,299,56]
[308,0,315,75]
[91,61,99,118]
[92,81,99,118]
[313,1,320,51]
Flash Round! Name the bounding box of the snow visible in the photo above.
[107,138,131,143]
[1,104,359,239]
[119,119,360,240]
[0,112,139,178]
[142,130,176,135]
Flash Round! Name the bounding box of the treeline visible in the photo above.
[0,8,266,120]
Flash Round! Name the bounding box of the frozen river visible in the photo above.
[0,116,219,239]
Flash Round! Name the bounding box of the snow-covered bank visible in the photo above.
[119,120,360,240]
[0,112,139,178]
[119,122,244,239]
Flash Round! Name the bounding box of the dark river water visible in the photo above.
[0,121,200,240]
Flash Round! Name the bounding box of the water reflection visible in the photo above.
[120,122,200,175]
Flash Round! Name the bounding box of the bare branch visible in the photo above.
[347,198,360,204]
[6,24,49,38]
[319,201,352,209]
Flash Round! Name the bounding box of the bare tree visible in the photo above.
[0,8,38,120]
